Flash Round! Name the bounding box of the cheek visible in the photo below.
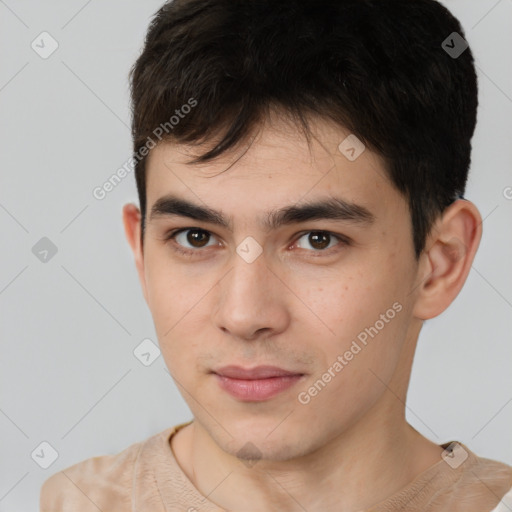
[294,262,408,371]
[291,268,387,337]
[144,247,200,326]
[295,295,407,428]
[143,250,201,366]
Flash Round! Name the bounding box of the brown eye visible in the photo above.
[170,228,217,251]
[308,232,331,250]
[186,229,210,248]
[296,231,339,252]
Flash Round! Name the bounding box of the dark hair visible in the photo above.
[129,0,478,257]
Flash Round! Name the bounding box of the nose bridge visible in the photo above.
[224,245,271,305]
[213,245,289,339]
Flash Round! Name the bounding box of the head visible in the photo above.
[123,0,482,461]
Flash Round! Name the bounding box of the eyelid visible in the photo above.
[293,230,351,246]
[164,227,221,249]
[291,230,351,255]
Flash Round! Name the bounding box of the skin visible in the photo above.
[122,111,482,512]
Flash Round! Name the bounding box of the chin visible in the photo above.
[219,423,309,463]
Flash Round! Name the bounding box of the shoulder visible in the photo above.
[39,427,174,512]
[446,443,512,511]
[490,487,512,512]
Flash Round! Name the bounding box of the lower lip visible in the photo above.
[214,374,304,401]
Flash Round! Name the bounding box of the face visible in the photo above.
[135,114,422,462]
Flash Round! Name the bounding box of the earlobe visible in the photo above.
[412,199,482,320]
[122,203,149,304]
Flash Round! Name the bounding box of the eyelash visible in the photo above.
[163,228,351,258]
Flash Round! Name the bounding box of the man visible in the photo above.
[40,0,512,510]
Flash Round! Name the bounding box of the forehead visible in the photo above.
[144,115,401,224]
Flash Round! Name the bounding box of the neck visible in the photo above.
[176,394,443,512]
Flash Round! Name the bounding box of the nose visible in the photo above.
[212,250,291,342]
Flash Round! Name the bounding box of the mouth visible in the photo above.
[212,365,305,401]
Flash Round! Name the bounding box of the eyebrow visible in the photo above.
[149,194,375,231]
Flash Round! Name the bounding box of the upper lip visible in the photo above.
[213,365,304,379]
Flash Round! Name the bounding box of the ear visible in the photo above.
[412,199,482,320]
[122,203,149,304]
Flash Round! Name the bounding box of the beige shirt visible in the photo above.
[40,420,512,512]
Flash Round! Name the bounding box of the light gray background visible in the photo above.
[0,1,511,510]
